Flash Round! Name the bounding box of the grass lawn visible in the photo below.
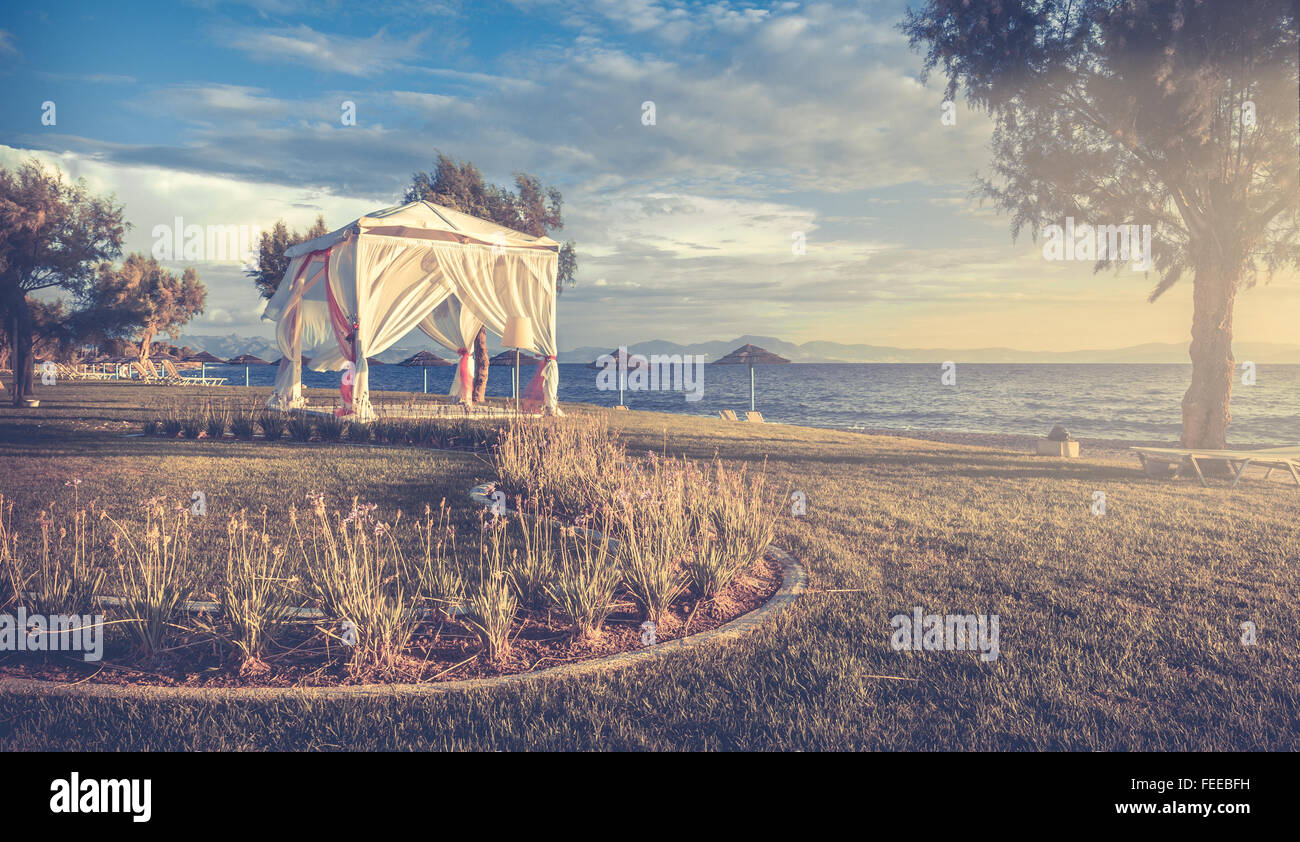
[1,380,1296,750]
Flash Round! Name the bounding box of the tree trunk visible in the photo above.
[472,326,489,403]
[1180,266,1237,450]
[9,296,35,406]
[139,329,154,365]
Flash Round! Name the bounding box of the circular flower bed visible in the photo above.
[0,417,801,689]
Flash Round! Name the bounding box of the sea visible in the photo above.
[195,362,1300,447]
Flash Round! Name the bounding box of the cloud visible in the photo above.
[216,24,435,76]
[0,29,18,59]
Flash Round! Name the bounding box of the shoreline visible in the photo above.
[839,426,1175,459]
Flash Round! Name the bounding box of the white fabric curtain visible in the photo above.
[349,237,455,418]
[267,253,330,409]
[514,251,560,413]
[416,296,482,402]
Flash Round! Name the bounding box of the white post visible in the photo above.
[424,367,428,394]
[245,366,249,387]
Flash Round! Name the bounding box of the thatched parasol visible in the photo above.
[397,350,453,367]
[713,344,789,412]
[711,343,790,365]
[490,350,543,366]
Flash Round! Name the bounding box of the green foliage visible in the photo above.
[84,254,206,361]
[297,499,416,678]
[245,215,328,300]
[286,413,314,443]
[258,410,287,441]
[107,503,195,658]
[404,153,578,291]
[546,522,620,639]
[229,405,258,440]
[317,413,346,442]
[204,402,229,439]
[462,521,517,662]
[216,511,297,664]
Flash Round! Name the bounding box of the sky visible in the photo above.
[0,0,1296,353]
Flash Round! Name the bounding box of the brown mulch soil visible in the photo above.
[0,556,782,689]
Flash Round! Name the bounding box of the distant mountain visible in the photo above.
[560,335,1300,364]
[176,333,281,362]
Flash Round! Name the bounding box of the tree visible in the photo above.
[902,0,1299,448]
[0,160,125,405]
[246,215,328,300]
[405,153,578,401]
[86,254,206,363]
[31,299,80,362]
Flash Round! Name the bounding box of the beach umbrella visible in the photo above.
[397,350,453,367]
[398,350,453,393]
[713,344,791,412]
[226,354,269,388]
[185,350,224,380]
[489,350,542,366]
[590,348,634,406]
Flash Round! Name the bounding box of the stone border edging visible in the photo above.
[0,483,806,702]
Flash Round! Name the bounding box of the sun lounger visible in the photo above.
[718,410,738,421]
[163,359,227,386]
[613,404,628,411]
[746,411,765,423]
[53,363,90,382]
[1131,445,1300,488]
[131,361,168,384]
[61,363,112,381]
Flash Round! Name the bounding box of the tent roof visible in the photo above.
[286,200,560,258]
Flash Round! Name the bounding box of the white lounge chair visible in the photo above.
[1131,445,1300,488]
[131,361,168,384]
[163,359,227,386]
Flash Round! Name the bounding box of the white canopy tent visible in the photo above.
[262,200,560,419]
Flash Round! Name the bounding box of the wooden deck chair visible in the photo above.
[613,404,628,411]
[746,411,765,423]
[718,409,738,421]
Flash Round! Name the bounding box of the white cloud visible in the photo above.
[217,24,434,76]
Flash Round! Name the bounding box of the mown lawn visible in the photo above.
[0,380,1296,750]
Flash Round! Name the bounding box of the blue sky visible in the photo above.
[1,0,1295,351]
